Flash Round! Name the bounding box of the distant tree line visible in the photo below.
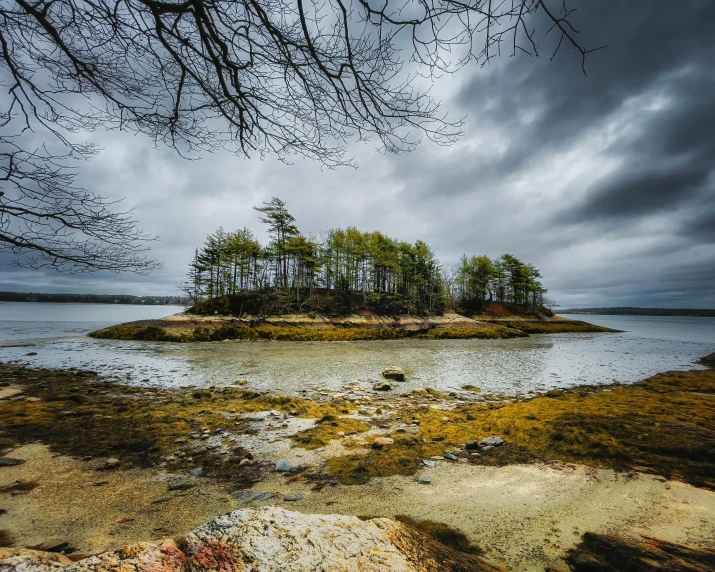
[560,307,715,318]
[184,198,547,316]
[0,292,186,305]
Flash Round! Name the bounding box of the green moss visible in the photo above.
[0,364,346,482]
[326,434,426,484]
[292,416,371,449]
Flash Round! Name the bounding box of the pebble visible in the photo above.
[275,459,295,472]
[443,452,458,461]
[174,438,188,444]
[465,440,480,450]
[283,492,303,502]
[430,456,444,461]
[101,458,120,470]
[470,452,481,457]
[481,445,493,452]
[190,467,204,478]
[190,433,200,439]
[418,476,432,485]
[239,458,252,466]
[373,381,393,391]
[421,460,436,468]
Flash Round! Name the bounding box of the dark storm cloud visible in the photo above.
[2,1,715,308]
[562,169,709,222]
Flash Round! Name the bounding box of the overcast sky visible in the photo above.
[1,1,714,308]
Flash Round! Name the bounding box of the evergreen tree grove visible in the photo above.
[182,198,547,315]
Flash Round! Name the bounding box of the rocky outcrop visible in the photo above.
[0,507,503,572]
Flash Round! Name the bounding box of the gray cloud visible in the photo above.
[1,1,715,308]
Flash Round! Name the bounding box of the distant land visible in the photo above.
[560,307,715,317]
[0,291,187,305]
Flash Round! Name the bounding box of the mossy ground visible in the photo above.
[0,364,351,484]
[566,532,715,571]
[89,316,612,342]
[326,368,715,489]
[292,415,371,449]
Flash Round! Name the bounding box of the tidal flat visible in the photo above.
[1,355,714,570]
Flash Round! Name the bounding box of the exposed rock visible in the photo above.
[275,459,295,472]
[230,490,276,504]
[0,507,502,571]
[189,467,203,478]
[100,458,120,471]
[283,492,304,501]
[479,436,505,447]
[372,437,395,448]
[382,366,406,381]
[0,458,25,467]
[443,452,458,461]
[373,381,393,391]
[465,440,480,450]
[422,460,436,468]
[168,482,195,492]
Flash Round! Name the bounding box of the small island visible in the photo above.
[91,198,613,342]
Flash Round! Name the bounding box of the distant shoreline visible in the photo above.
[0,292,186,306]
[560,307,715,318]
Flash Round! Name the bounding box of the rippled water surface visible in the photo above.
[0,302,713,396]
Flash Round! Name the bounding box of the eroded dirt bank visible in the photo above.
[88,312,615,342]
[1,356,714,570]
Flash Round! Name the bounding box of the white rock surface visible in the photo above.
[1,508,500,572]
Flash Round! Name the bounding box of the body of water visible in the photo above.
[0,302,713,396]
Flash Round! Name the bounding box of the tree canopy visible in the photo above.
[185,197,546,315]
[0,0,601,273]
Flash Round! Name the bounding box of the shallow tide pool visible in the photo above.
[0,303,713,396]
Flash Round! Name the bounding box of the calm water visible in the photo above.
[0,302,713,396]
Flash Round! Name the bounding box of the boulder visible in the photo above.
[382,367,406,381]
[275,459,295,472]
[465,440,480,451]
[0,508,504,572]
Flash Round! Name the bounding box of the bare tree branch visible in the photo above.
[0,0,602,272]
